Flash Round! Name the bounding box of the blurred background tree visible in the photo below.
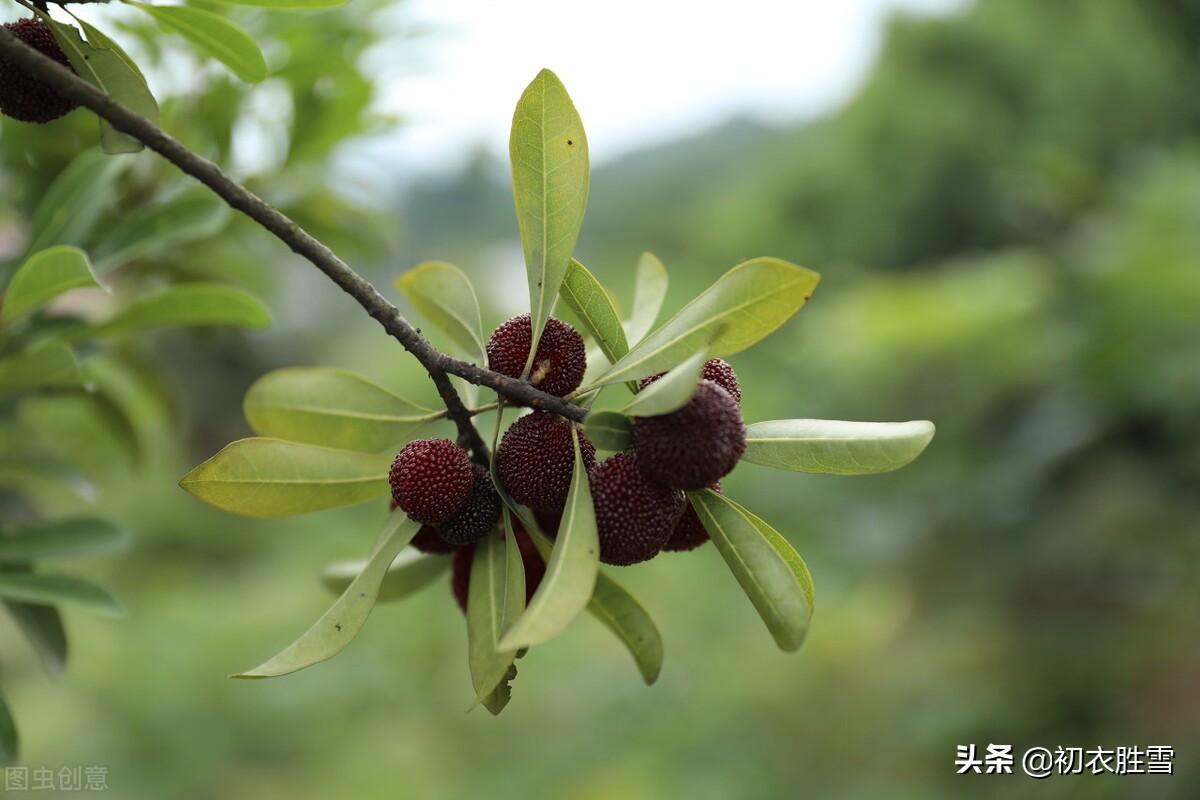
[1,0,1197,797]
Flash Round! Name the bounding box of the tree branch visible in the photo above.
[0,27,590,462]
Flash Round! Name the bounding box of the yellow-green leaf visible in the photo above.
[79,283,271,339]
[582,409,632,452]
[395,261,486,361]
[321,549,449,603]
[0,517,130,562]
[509,69,589,359]
[467,522,525,711]
[3,246,103,322]
[179,438,391,517]
[743,419,936,475]
[626,252,668,344]
[0,573,124,617]
[129,3,268,83]
[593,257,820,387]
[233,512,419,678]
[0,342,83,396]
[619,345,709,417]
[244,367,437,453]
[559,259,629,365]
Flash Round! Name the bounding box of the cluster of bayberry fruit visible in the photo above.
[0,19,78,124]
[388,313,746,610]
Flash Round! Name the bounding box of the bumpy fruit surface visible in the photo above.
[388,438,474,524]
[633,380,746,490]
[452,527,547,613]
[392,497,458,554]
[0,19,78,124]
[589,451,685,566]
[664,483,720,552]
[496,412,596,511]
[640,358,742,404]
[438,464,501,546]
[486,314,586,398]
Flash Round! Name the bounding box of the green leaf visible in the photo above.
[321,549,449,603]
[593,257,820,387]
[244,367,437,453]
[582,409,632,452]
[75,17,146,82]
[0,689,16,764]
[82,284,271,339]
[233,513,420,678]
[689,490,814,652]
[0,517,130,562]
[206,0,348,8]
[394,261,486,360]
[3,246,104,322]
[129,3,268,83]
[26,149,126,254]
[468,522,525,711]
[179,438,391,518]
[626,252,668,344]
[558,259,629,365]
[588,572,663,684]
[0,573,124,617]
[509,69,590,359]
[0,342,83,396]
[45,18,158,154]
[93,190,231,272]
[743,419,936,475]
[498,428,597,650]
[619,345,709,417]
[4,598,68,675]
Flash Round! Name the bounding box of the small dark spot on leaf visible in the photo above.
[359,592,366,598]
[567,139,573,146]
[335,623,342,631]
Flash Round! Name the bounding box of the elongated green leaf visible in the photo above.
[208,0,347,8]
[3,247,103,322]
[321,549,449,603]
[0,573,124,617]
[4,599,68,675]
[234,513,419,678]
[395,261,486,360]
[743,419,936,475]
[0,342,83,396]
[130,3,267,83]
[0,517,130,562]
[620,345,708,417]
[84,284,271,338]
[94,191,231,272]
[45,17,158,154]
[75,17,146,81]
[510,69,590,359]
[244,367,436,452]
[627,252,668,344]
[690,490,813,652]
[498,428,597,649]
[26,149,125,254]
[180,438,391,517]
[594,258,820,387]
[468,524,525,711]
[583,409,631,452]
[0,689,16,764]
[588,572,663,684]
[559,259,628,365]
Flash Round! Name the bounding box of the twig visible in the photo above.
[0,27,591,462]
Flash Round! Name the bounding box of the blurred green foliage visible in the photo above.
[2,0,1199,797]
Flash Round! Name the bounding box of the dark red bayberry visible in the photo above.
[389,438,474,524]
[495,411,596,511]
[487,314,586,398]
[438,464,501,546]
[664,483,720,552]
[452,527,547,613]
[392,497,458,554]
[633,380,746,490]
[0,19,77,124]
[640,358,742,404]
[589,451,685,566]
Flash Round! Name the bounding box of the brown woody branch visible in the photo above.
[0,28,589,466]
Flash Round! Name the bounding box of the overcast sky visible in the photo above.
[375,0,963,174]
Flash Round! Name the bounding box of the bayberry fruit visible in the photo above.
[438,464,501,546]
[451,526,547,613]
[486,314,586,398]
[664,483,720,552]
[388,438,474,524]
[0,19,77,124]
[495,412,596,511]
[640,358,742,404]
[392,497,458,553]
[589,451,685,566]
[633,380,746,490]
